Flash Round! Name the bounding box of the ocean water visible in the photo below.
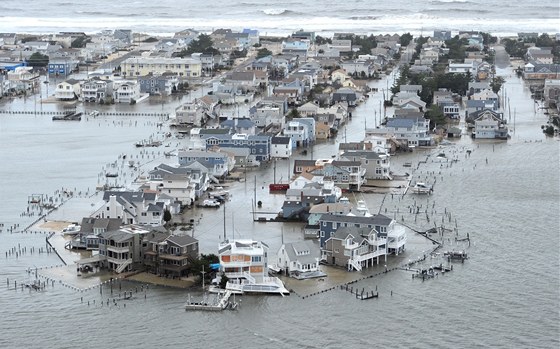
[0,0,558,36]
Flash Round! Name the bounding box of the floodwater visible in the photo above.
[0,66,558,348]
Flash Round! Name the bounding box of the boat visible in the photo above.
[105,173,118,178]
[62,224,81,235]
[410,182,432,194]
[89,110,99,117]
[52,111,82,121]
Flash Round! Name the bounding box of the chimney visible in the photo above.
[109,195,117,218]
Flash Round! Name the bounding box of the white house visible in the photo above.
[113,80,141,103]
[270,136,293,159]
[277,241,323,277]
[55,79,81,100]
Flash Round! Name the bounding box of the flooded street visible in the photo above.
[0,65,558,348]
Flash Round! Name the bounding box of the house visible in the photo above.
[113,29,133,45]
[5,66,39,93]
[449,62,476,74]
[274,78,305,104]
[175,100,208,127]
[271,136,293,159]
[277,241,322,277]
[148,164,197,205]
[543,79,560,110]
[468,81,491,96]
[332,87,358,107]
[178,149,234,178]
[48,58,78,77]
[120,57,202,79]
[113,80,140,103]
[340,60,375,78]
[284,118,316,147]
[322,226,388,271]
[143,233,199,277]
[340,150,391,180]
[473,110,509,140]
[433,90,454,106]
[396,96,426,112]
[465,99,500,118]
[307,201,353,226]
[318,214,406,259]
[81,77,113,103]
[309,159,366,191]
[91,191,164,226]
[204,133,271,163]
[97,225,153,273]
[523,63,560,80]
[55,79,81,100]
[217,239,289,294]
[73,217,123,250]
[281,188,325,219]
[443,104,461,119]
[137,73,178,96]
[367,117,432,148]
[220,118,257,135]
[400,85,422,94]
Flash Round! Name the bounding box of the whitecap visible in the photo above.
[262,8,288,15]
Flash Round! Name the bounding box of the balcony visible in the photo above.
[107,245,130,254]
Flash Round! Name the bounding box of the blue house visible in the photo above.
[48,58,77,77]
[318,213,394,248]
[203,133,271,162]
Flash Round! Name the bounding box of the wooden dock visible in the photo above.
[341,284,379,300]
[184,290,238,311]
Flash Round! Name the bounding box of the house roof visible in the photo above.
[167,234,198,247]
[319,213,393,226]
[271,136,291,145]
[282,240,319,265]
[80,217,122,233]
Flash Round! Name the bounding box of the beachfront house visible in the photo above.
[98,225,152,273]
[318,213,406,255]
[217,239,289,294]
[143,233,199,278]
[276,241,322,277]
[322,226,388,271]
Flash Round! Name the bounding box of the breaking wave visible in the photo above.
[262,8,293,16]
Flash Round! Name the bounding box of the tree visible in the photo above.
[175,34,220,57]
[490,76,505,94]
[315,35,332,45]
[288,108,300,119]
[71,36,91,48]
[256,48,272,59]
[26,52,49,67]
[163,209,172,224]
[400,33,413,47]
[219,275,229,289]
